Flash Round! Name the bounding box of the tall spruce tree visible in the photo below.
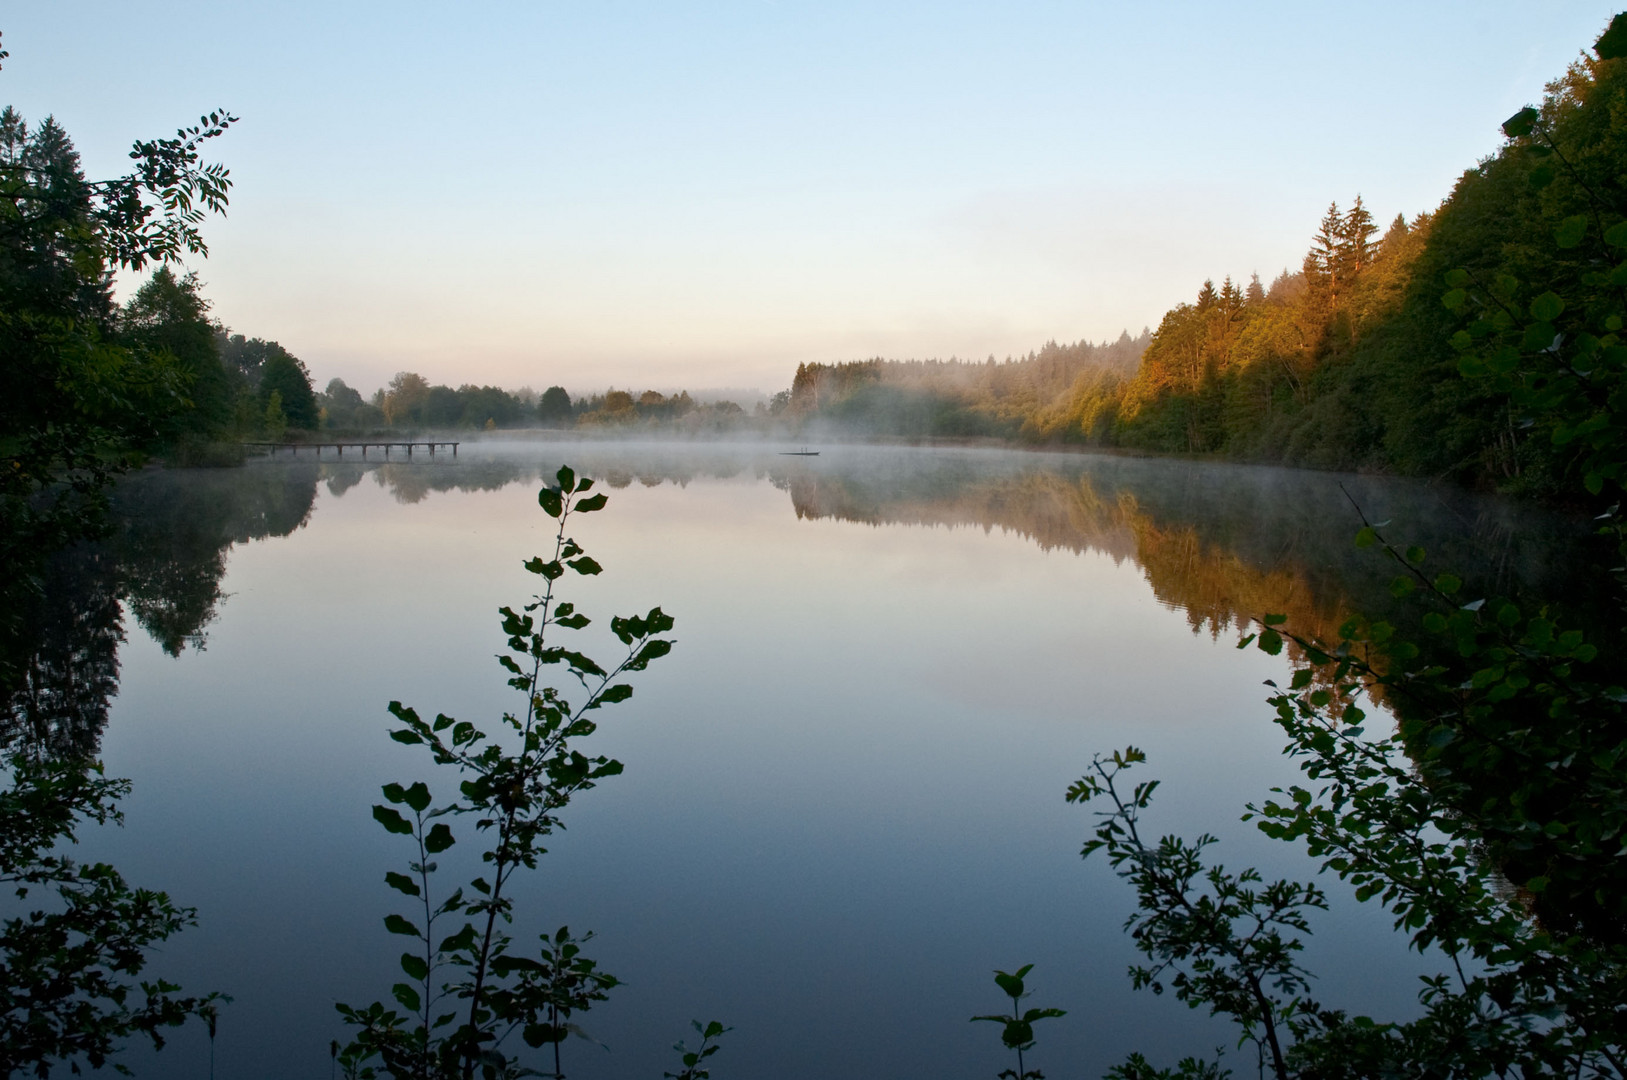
[1306,201,1344,301]
[1339,194,1377,278]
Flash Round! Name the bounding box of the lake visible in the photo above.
[5,441,1605,1079]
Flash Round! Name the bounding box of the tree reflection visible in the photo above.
[0,545,124,760]
[0,464,318,757]
[0,447,1610,760]
[767,452,1611,655]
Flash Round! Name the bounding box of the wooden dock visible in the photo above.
[243,441,459,458]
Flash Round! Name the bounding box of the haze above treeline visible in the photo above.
[11,6,1616,395]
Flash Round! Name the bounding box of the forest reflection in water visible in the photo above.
[3,442,1601,764]
[0,443,1609,1080]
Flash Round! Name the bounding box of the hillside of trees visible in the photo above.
[782,332,1150,439]
[778,44,1627,496]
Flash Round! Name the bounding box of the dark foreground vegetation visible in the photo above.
[7,14,1627,1080]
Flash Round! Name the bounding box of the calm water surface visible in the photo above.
[17,442,1604,1079]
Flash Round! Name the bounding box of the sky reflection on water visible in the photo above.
[56,443,1601,1079]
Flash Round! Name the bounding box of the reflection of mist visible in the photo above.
[3,443,1606,761]
[316,442,1607,648]
[294,443,1604,648]
[324,468,367,499]
[757,448,1608,651]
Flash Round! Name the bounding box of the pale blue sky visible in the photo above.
[7,3,1622,394]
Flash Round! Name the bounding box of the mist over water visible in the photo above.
[11,441,1606,1079]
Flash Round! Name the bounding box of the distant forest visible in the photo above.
[785,47,1627,495]
[784,332,1150,439]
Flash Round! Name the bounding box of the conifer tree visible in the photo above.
[1306,201,1343,301]
[1245,272,1266,306]
[1339,194,1377,277]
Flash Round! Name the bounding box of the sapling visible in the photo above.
[663,1021,730,1080]
[336,466,676,1080]
[971,963,1064,1080]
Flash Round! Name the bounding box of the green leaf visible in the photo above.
[385,871,421,897]
[1354,526,1377,549]
[1529,291,1565,322]
[1522,321,1558,351]
[1000,1020,1035,1048]
[373,805,414,835]
[568,556,603,576]
[1555,215,1587,249]
[1605,221,1627,249]
[384,914,419,937]
[424,823,455,854]
[993,969,1028,998]
[1443,268,1470,288]
[400,953,429,981]
[392,983,422,1013]
[630,638,674,668]
[1259,629,1283,655]
[575,493,609,513]
[1435,573,1462,596]
[1528,164,1554,190]
[537,487,563,518]
[403,782,431,813]
[556,465,577,493]
[438,923,478,954]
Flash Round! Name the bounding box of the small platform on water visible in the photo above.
[243,441,459,458]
